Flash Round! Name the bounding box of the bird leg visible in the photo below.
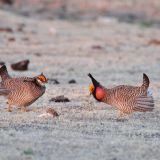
[116,111,128,121]
[21,106,28,112]
[7,104,12,112]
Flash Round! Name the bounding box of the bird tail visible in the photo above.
[0,65,10,81]
[133,96,154,112]
[142,73,149,89]
[0,88,10,96]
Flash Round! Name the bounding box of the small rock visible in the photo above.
[38,108,58,118]
[48,78,60,84]
[8,37,15,42]
[49,95,70,102]
[0,0,13,5]
[35,53,41,57]
[17,23,25,32]
[148,39,160,45]
[11,59,30,71]
[17,27,23,32]
[46,108,59,117]
[0,27,13,33]
[91,45,103,50]
[68,79,76,84]
[22,37,29,41]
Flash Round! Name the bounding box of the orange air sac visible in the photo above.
[96,87,105,100]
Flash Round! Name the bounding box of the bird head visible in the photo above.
[88,73,106,101]
[36,73,48,86]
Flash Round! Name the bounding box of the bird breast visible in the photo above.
[4,78,46,106]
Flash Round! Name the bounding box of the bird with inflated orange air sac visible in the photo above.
[88,73,154,119]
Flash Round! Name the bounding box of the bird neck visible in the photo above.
[36,79,45,87]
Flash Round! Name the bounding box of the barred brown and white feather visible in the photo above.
[103,85,154,114]
[88,73,154,116]
[0,65,47,111]
[4,77,46,107]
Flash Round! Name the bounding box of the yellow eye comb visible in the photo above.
[89,84,95,93]
[37,73,48,83]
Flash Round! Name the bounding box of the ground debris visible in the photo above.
[38,108,58,118]
[0,27,13,33]
[49,95,70,102]
[17,23,25,32]
[68,79,76,84]
[8,37,15,42]
[48,78,60,84]
[34,53,41,57]
[0,0,13,4]
[148,39,160,46]
[11,59,30,71]
[91,45,103,50]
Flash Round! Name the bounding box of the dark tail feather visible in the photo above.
[142,73,149,89]
[88,73,100,87]
[0,88,10,96]
[133,96,154,112]
[0,65,10,81]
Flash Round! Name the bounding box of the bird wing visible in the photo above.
[0,88,10,96]
[109,85,147,99]
[22,77,36,83]
[108,85,154,112]
[2,77,36,90]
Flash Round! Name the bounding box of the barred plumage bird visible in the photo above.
[0,65,48,112]
[88,73,154,118]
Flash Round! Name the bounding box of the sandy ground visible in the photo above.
[0,10,160,160]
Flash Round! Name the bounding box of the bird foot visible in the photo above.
[7,108,12,112]
[116,118,127,122]
[5,105,12,112]
[21,107,29,112]
[116,111,129,121]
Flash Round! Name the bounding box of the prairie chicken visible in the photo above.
[88,73,154,118]
[0,65,48,112]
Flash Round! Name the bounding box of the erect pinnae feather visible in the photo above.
[0,65,10,81]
